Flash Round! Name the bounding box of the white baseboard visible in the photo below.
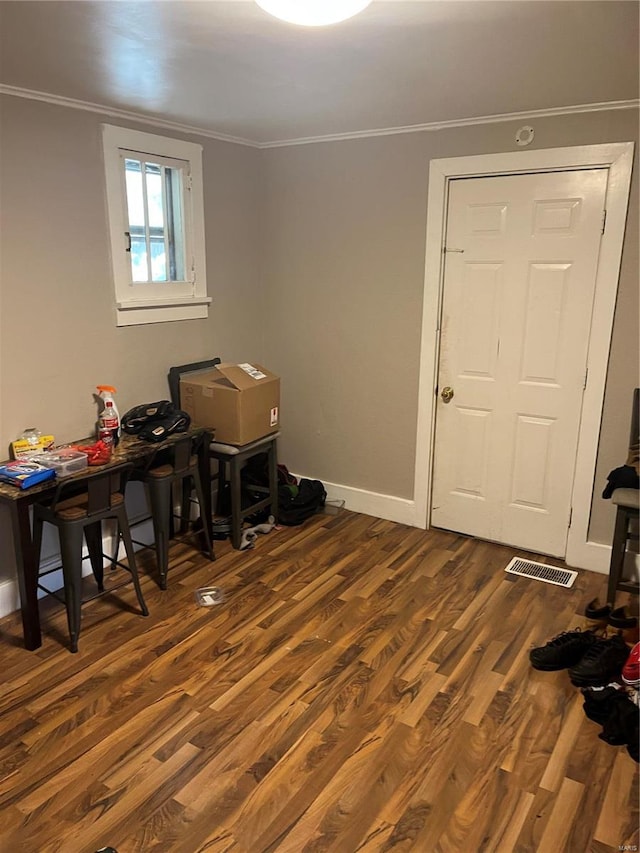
[565,539,611,574]
[317,478,419,527]
[564,535,639,581]
[0,577,21,618]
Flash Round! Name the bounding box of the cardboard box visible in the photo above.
[179,362,280,446]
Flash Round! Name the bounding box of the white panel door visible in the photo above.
[431,169,608,557]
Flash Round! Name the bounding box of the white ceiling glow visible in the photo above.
[255,0,372,27]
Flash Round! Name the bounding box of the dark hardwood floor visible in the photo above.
[0,510,638,852]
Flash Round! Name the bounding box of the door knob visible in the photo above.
[441,386,454,403]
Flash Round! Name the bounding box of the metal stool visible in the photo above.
[605,387,639,607]
[606,489,640,606]
[131,432,214,589]
[33,462,148,653]
[210,433,279,549]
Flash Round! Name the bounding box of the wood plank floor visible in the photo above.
[0,510,638,852]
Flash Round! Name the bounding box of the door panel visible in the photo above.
[431,169,608,557]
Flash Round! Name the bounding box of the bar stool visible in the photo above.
[606,489,640,606]
[131,432,214,589]
[605,387,639,607]
[33,462,148,653]
[168,359,280,549]
[210,434,279,549]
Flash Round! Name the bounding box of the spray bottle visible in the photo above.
[97,385,120,447]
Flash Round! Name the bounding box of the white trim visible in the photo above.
[0,84,259,148]
[0,578,21,619]
[295,476,417,526]
[101,124,209,326]
[260,100,640,148]
[1,84,637,149]
[579,547,640,580]
[568,539,612,574]
[414,143,635,572]
[116,296,213,310]
[114,303,211,326]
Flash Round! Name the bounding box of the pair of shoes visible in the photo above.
[583,599,639,643]
[568,634,631,686]
[529,628,600,671]
[610,605,640,645]
[622,642,640,687]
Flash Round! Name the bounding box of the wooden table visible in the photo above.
[0,427,213,650]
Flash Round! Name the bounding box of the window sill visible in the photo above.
[116,296,212,327]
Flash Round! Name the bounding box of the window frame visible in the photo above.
[102,124,210,326]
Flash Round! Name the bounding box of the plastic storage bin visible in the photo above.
[32,450,89,478]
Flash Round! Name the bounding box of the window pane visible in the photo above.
[130,235,148,283]
[124,159,145,227]
[123,155,187,284]
[166,168,186,281]
[145,163,164,229]
[150,236,167,282]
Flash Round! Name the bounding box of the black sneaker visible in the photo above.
[568,635,631,686]
[529,628,599,671]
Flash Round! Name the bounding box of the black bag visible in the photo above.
[122,400,191,442]
[121,400,177,434]
[278,478,326,526]
[138,410,191,442]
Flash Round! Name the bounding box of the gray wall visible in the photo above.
[0,96,264,446]
[260,108,639,544]
[0,95,264,584]
[1,96,638,594]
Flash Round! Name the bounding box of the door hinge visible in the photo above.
[187,174,193,192]
[568,506,573,528]
[601,209,607,234]
[583,367,588,390]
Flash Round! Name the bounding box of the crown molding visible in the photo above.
[0,84,260,148]
[1,84,637,149]
[260,99,640,148]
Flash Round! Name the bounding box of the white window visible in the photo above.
[102,124,210,326]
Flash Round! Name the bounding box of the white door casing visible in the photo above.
[413,143,634,573]
[431,169,608,557]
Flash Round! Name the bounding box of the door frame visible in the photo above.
[413,142,634,571]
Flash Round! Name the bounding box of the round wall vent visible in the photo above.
[515,125,535,147]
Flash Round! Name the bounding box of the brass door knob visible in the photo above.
[441,386,454,403]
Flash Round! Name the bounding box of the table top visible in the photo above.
[0,426,210,504]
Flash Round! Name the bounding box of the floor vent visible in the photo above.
[504,557,577,589]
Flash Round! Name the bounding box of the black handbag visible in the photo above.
[138,410,191,442]
[121,401,177,434]
[121,401,191,441]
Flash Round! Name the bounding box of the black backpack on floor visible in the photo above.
[278,478,326,526]
[240,453,326,526]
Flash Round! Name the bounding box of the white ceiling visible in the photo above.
[0,0,638,146]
